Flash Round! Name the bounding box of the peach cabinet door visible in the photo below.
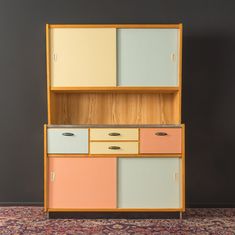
[48,158,116,209]
[140,128,182,153]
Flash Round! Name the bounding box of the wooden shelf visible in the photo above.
[48,154,182,158]
[50,87,179,93]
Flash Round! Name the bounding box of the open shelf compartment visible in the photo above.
[50,91,180,125]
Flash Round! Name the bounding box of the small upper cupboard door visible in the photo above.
[50,28,116,87]
[47,128,88,154]
[48,158,116,209]
[118,158,181,208]
[117,29,179,86]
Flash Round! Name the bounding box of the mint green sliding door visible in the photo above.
[118,158,181,208]
[117,29,179,86]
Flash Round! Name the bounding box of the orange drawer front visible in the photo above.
[140,128,182,154]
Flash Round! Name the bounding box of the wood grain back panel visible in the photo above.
[50,92,180,124]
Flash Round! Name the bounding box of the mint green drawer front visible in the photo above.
[118,158,181,208]
[47,128,88,154]
[117,29,179,86]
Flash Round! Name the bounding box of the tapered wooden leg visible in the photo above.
[45,212,49,219]
[180,212,183,220]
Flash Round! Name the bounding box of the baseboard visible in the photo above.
[0,202,43,206]
[49,212,181,219]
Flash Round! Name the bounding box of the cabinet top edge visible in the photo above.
[47,24,183,29]
[46,124,183,128]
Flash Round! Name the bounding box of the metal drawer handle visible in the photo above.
[155,132,168,136]
[108,146,121,150]
[108,133,121,136]
[62,132,74,136]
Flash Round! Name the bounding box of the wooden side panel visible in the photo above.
[50,93,179,124]
[118,158,181,208]
[44,124,47,211]
[48,158,116,209]
[50,28,116,87]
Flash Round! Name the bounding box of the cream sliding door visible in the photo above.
[50,28,116,87]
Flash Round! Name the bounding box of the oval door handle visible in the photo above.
[155,132,168,136]
[108,146,121,150]
[108,133,121,136]
[62,133,75,136]
[171,52,176,62]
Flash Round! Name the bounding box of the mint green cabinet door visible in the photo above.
[118,158,181,208]
[117,29,179,86]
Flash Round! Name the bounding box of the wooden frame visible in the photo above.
[44,23,185,213]
[43,124,47,212]
[48,24,182,29]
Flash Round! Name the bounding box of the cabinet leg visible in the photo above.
[45,212,49,219]
[180,212,183,220]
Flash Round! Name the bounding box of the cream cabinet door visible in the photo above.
[50,28,116,87]
[118,158,181,208]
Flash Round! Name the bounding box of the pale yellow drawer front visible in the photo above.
[90,142,138,154]
[50,28,116,87]
[90,128,139,141]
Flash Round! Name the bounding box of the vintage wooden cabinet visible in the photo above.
[44,24,185,217]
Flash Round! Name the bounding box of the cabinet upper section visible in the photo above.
[47,24,182,88]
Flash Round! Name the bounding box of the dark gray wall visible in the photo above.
[0,0,235,207]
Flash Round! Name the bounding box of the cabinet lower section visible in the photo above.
[44,124,185,213]
[46,157,182,211]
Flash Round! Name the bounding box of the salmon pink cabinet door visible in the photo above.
[140,128,182,154]
[48,158,116,209]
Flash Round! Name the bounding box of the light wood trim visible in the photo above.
[47,154,182,158]
[178,24,183,123]
[138,128,140,154]
[90,140,138,142]
[50,86,179,93]
[48,208,184,212]
[49,24,182,29]
[88,128,90,155]
[181,124,185,211]
[46,24,51,124]
[178,23,183,89]
[43,124,47,212]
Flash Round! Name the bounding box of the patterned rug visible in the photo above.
[0,207,234,234]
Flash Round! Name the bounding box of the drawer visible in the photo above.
[140,128,181,154]
[47,128,88,154]
[90,128,139,141]
[90,142,138,154]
